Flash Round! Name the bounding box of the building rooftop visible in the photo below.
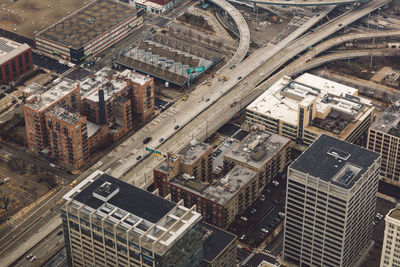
[63,170,202,256]
[388,204,400,221]
[87,121,102,138]
[80,67,151,102]
[179,140,210,165]
[0,37,31,65]
[46,107,83,124]
[247,73,372,131]
[0,0,94,41]
[25,79,78,111]
[224,130,290,170]
[72,172,175,223]
[36,0,138,49]
[202,222,236,263]
[290,134,380,189]
[170,165,257,205]
[371,103,400,136]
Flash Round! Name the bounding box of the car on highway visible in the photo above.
[174,125,180,130]
[338,23,343,27]
[206,98,210,102]
[143,137,152,144]
[159,138,164,143]
[136,155,142,161]
[237,76,242,80]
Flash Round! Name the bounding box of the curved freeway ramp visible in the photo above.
[237,0,369,6]
[210,0,250,69]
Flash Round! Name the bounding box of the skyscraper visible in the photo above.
[283,134,381,267]
[380,204,400,267]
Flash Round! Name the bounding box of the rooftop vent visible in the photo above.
[93,181,119,202]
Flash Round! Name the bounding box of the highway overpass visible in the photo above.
[234,0,369,6]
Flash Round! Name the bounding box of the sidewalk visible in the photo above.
[0,216,62,267]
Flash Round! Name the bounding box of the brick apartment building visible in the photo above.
[24,80,81,151]
[0,37,33,84]
[46,108,89,169]
[154,131,292,229]
[24,67,154,169]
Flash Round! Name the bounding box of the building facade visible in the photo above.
[246,73,374,146]
[380,204,400,267]
[45,108,89,169]
[283,134,381,267]
[0,37,33,84]
[62,170,203,267]
[367,107,400,187]
[35,0,144,63]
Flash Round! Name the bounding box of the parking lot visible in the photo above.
[228,176,287,249]
[372,196,397,245]
[32,52,71,74]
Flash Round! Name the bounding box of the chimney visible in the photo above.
[98,89,106,125]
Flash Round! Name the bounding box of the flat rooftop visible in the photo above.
[25,79,78,111]
[388,206,400,221]
[73,172,175,223]
[87,121,101,138]
[202,222,236,263]
[80,67,151,102]
[46,107,83,124]
[290,134,380,189]
[179,140,210,165]
[224,130,290,170]
[0,0,95,40]
[0,37,30,65]
[36,0,138,49]
[170,165,256,205]
[370,104,400,135]
[247,73,372,126]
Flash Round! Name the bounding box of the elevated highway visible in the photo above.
[235,0,368,6]
[210,0,250,69]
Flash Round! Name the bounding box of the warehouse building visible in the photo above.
[35,0,144,63]
[246,73,374,146]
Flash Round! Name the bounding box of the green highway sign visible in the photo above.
[194,66,205,72]
[145,147,154,153]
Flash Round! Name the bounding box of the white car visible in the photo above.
[279,212,286,218]
[241,216,248,222]
[261,228,269,234]
[272,180,280,186]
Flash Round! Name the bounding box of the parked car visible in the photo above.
[241,216,248,222]
[159,138,164,143]
[143,137,152,144]
[279,212,286,218]
[240,234,246,240]
[261,228,269,234]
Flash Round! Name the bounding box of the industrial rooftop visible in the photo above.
[202,222,236,263]
[224,130,290,170]
[170,165,256,205]
[25,79,78,111]
[36,0,138,49]
[0,0,95,41]
[63,170,202,255]
[179,140,210,165]
[370,103,400,136]
[290,134,380,189]
[0,37,31,65]
[247,73,372,130]
[80,67,151,102]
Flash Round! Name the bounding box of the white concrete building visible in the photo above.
[283,134,381,267]
[246,73,374,146]
[380,204,400,267]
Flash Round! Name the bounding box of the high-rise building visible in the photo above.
[283,134,381,267]
[24,80,81,151]
[45,107,89,169]
[246,73,374,146]
[62,170,203,267]
[0,37,33,84]
[380,203,400,267]
[367,106,400,187]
